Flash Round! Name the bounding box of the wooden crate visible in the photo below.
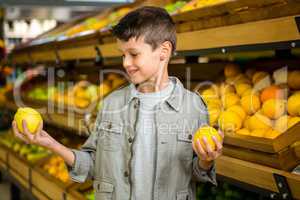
[216,155,300,199]
[67,181,93,200]
[174,0,299,32]
[9,168,29,189]
[223,144,300,171]
[31,166,73,200]
[8,152,30,181]
[0,144,8,163]
[224,122,300,153]
[32,187,51,200]
[294,141,300,159]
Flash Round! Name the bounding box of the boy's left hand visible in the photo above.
[192,131,224,170]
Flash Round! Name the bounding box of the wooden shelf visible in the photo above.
[10,0,300,65]
[216,155,300,199]
[177,15,300,52]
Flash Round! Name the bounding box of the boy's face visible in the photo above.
[118,37,165,85]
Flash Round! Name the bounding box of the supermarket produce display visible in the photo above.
[1,0,300,200]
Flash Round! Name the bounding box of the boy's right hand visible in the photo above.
[12,120,55,149]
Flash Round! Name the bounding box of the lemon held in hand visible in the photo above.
[14,107,43,134]
[193,126,222,151]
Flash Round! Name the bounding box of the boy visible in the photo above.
[12,6,223,200]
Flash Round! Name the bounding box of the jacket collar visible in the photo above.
[125,76,183,112]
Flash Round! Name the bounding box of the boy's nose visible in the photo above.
[123,56,133,68]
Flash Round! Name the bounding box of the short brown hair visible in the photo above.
[112,6,177,55]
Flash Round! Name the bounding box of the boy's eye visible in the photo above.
[131,53,138,57]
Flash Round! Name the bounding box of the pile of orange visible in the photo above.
[199,64,300,139]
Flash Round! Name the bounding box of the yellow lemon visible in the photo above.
[14,107,43,135]
[193,126,222,151]
[241,94,261,115]
[262,99,286,119]
[287,93,300,116]
[218,83,235,96]
[207,104,221,126]
[274,115,289,133]
[234,74,252,85]
[203,98,222,108]
[235,83,252,97]
[248,113,273,131]
[227,105,246,121]
[218,111,242,133]
[243,115,251,129]
[201,88,218,98]
[99,81,112,98]
[222,93,240,109]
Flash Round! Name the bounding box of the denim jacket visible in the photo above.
[69,77,217,200]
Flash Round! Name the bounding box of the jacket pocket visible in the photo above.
[99,121,123,152]
[176,189,190,200]
[177,131,193,161]
[94,180,114,200]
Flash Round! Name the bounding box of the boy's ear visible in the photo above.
[160,41,172,61]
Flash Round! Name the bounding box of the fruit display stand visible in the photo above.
[222,122,300,170]
[10,0,300,65]
[216,155,300,199]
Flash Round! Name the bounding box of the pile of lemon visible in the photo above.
[199,64,300,139]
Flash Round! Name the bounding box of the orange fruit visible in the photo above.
[241,94,261,115]
[261,99,286,119]
[260,85,284,103]
[193,126,222,151]
[224,63,241,78]
[14,107,43,134]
